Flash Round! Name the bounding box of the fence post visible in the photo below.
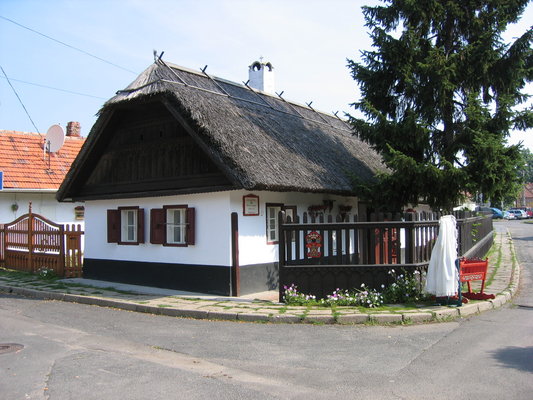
[230,212,240,297]
[278,211,286,302]
[404,212,415,264]
[58,224,65,277]
[28,205,34,272]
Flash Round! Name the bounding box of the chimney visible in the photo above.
[248,59,275,93]
[66,121,81,137]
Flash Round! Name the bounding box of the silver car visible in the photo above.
[508,209,527,219]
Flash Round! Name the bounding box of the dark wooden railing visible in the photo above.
[278,211,493,300]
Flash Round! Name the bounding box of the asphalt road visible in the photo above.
[0,220,531,400]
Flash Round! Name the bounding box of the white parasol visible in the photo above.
[425,215,458,297]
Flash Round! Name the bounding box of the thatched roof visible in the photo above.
[59,60,385,200]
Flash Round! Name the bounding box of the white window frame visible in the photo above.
[166,207,187,245]
[121,208,137,243]
[266,204,282,244]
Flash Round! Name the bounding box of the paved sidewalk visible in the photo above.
[0,230,520,325]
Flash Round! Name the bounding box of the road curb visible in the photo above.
[0,243,521,325]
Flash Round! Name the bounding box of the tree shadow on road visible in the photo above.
[490,346,533,372]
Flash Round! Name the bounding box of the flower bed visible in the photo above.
[282,269,430,307]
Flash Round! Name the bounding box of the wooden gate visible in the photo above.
[1,208,83,278]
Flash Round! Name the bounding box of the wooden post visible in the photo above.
[230,212,240,297]
[28,203,34,272]
[58,224,65,277]
[278,210,286,302]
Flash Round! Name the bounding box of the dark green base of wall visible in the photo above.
[239,262,279,295]
[83,259,278,296]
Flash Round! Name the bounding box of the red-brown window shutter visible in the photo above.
[137,208,145,243]
[186,207,195,245]
[107,209,120,243]
[150,208,165,244]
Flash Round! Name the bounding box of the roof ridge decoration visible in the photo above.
[113,60,352,133]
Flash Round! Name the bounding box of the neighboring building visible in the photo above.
[58,59,385,296]
[0,122,85,224]
[516,182,533,208]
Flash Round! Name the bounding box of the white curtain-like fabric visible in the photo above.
[425,215,458,297]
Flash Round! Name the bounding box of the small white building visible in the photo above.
[58,60,385,296]
[0,124,85,225]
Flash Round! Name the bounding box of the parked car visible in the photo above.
[490,207,504,219]
[513,207,533,218]
[477,207,503,218]
[507,209,527,219]
[503,211,515,220]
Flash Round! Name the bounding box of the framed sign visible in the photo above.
[243,194,259,216]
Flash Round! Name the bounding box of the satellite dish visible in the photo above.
[45,124,65,153]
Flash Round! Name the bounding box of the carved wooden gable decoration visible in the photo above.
[77,101,234,199]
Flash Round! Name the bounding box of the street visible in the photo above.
[1,220,532,400]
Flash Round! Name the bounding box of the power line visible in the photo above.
[1,65,41,134]
[0,15,138,75]
[0,76,107,100]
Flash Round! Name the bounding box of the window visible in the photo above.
[107,207,145,245]
[150,205,195,246]
[122,209,137,242]
[266,203,296,244]
[166,207,186,244]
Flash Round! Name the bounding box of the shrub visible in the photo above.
[382,269,428,304]
[36,267,57,280]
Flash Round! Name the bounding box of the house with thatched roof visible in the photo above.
[57,59,385,296]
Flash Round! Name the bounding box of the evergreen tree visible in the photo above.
[348,0,532,211]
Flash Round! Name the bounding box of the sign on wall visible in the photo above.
[0,171,3,190]
[243,194,259,216]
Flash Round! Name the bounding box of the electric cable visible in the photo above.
[0,15,137,75]
[0,76,106,99]
[1,65,41,134]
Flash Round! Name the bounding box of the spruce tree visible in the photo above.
[348,0,532,211]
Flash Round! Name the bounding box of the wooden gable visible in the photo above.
[73,101,235,199]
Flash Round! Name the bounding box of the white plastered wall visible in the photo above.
[84,192,232,266]
[84,189,359,268]
[0,191,84,227]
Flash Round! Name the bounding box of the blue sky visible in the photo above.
[1,0,531,150]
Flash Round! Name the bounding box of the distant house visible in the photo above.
[58,59,385,296]
[0,123,85,224]
[517,182,533,208]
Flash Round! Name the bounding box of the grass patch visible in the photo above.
[485,234,503,288]
[157,304,172,308]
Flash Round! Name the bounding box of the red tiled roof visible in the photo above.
[0,130,85,190]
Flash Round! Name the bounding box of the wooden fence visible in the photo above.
[0,210,83,278]
[278,211,493,300]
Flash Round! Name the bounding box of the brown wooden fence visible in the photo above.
[278,211,493,300]
[0,210,83,278]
